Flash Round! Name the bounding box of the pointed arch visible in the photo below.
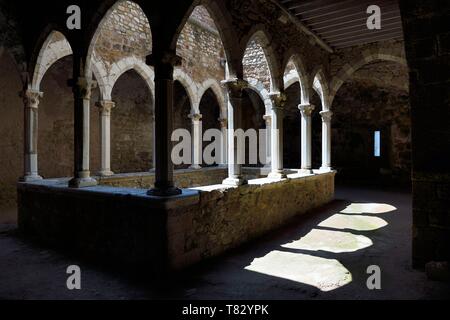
[312,69,331,111]
[107,56,155,105]
[173,68,200,114]
[198,79,226,119]
[283,54,310,105]
[30,31,72,91]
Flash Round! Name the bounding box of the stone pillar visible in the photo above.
[299,104,315,174]
[96,100,115,177]
[146,52,182,196]
[189,113,202,169]
[320,110,333,172]
[263,114,272,168]
[21,89,43,182]
[268,92,287,180]
[219,118,228,167]
[69,76,98,188]
[221,79,248,186]
[150,113,156,171]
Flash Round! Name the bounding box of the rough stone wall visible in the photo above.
[168,172,336,270]
[243,40,271,91]
[400,0,450,267]
[331,59,411,183]
[0,50,23,210]
[177,6,226,84]
[110,70,153,173]
[94,1,152,68]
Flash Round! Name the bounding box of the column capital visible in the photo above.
[146,51,182,68]
[221,78,248,99]
[189,113,202,121]
[69,77,97,100]
[218,118,228,128]
[96,100,116,115]
[299,104,316,117]
[269,92,287,109]
[21,89,43,109]
[320,110,333,122]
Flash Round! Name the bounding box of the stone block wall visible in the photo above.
[400,0,450,267]
[167,172,336,269]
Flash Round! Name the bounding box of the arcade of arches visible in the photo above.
[0,0,449,297]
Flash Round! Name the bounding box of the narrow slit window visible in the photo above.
[374,131,381,157]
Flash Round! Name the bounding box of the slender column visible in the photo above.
[146,52,182,196]
[299,104,315,174]
[189,113,203,169]
[320,110,333,172]
[268,92,287,180]
[221,79,248,186]
[21,89,43,182]
[218,118,228,167]
[96,100,115,176]
[263,114,272,168]
[69,76,98,188]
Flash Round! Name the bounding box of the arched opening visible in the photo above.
[242,88,266,168]
[332,60,411,186]
[0,49,23,220]
[283,83,301,169]
[38,55,74,179]
[199,88,221,167]
[311,90,322,170]
[243,38,272,93]
[110,70,153,174]
[173,80,193,170]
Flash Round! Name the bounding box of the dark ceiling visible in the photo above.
[277,0,404,50]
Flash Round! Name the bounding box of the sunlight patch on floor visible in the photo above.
[282,228,373,253]
[318,214,388,231]
[340,203,397,215]
[245,250,352,292]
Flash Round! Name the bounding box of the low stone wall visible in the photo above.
[17,171,335,274]
[167,172,335,269]
[97,167,268,189]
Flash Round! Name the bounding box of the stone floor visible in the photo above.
[0,185,449,300]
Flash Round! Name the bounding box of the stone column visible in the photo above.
[146,52,182,196]
[263,114,272,168]
[21,89,43,182]
[150,113,156,171]
[69,76,98,188]
[96,100,115,176]
[218,118,228,167]
[268,92,287,180]
[221,79,248,186]
[320,110,333,172]
[189,113,202,169]
[299,104,315,174]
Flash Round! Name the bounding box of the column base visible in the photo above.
[222,177,247,186]
[298,168,314,175]
[20,174,43,182]
[147,186,182,197]
[69,177,98,188]
[189,165,202,170]
[98,170,114,177]
[319,166,333,173]
[267,171,287,180]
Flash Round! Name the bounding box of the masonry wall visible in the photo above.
[400,0,450,267]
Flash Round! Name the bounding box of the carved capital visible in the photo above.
[22,89,43,109]
[218,118,228,128]
[269,92,287,109]
[189,113,202,122]
[146,51,182,68]
[221,78,248,100]
[263,114,272,125]
[299,104,316,117]
[320,110,333,123]
[96,100,116,116]
[72,77,97,100]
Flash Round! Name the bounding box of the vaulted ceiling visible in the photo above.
[277,0,403,50]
